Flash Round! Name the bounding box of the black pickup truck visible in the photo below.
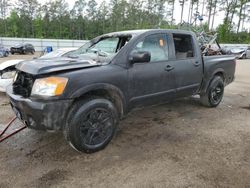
[7,29,236,153]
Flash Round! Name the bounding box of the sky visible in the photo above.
[10,0,250,31]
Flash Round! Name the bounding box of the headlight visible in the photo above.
[31,77,68,97]
[1,71,16,79]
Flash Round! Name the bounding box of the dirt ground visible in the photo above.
[0,53,40,62]
[0,55,250,188]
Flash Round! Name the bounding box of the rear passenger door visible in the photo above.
[172,34,203,97]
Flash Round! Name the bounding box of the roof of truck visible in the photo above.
[102,29,195,37]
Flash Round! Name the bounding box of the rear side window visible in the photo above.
[173,34,195,59]
[133,33,169,62]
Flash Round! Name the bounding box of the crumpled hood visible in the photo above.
[16,57,101,75]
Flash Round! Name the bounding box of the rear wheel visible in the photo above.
[4,51,9,57]
[200,76,224,107]
[64,97,119,153]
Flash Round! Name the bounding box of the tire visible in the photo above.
[4,51,9,57]
[200,76,224,107]
[31,50,35,54]
[242,54,246,59]
[64,97,119,153]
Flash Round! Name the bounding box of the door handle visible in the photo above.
[165,65,174,72]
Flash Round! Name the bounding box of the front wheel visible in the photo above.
[64,97,119,153]
[200,76,224,107]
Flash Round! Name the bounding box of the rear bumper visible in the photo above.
[6,86,73,131]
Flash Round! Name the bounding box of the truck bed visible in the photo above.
[203,55,236,87]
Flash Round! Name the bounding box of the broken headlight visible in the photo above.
[1,71,16,79]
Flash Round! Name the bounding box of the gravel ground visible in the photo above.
[0,55,250,188]
[0,53,40,63]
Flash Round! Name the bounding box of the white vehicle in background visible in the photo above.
[0,60,23,92]
[229,46,250,59]
[39,47,77,59]
[0,48,77,92]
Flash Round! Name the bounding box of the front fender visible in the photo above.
[69,83,127,114]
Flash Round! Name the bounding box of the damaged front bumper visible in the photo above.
[6,86,73,131]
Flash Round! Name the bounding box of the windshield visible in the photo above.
[71,36,131,58]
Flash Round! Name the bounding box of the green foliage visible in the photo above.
[216,21,250,43]
[216,21,232,43]
[0,0,249,43]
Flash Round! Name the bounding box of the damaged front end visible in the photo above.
[7,71,73,131]
[6,56,102,131]
[12,71,34,97]
[0,67,16,92]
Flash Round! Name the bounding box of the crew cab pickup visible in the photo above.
[7,29,236,153]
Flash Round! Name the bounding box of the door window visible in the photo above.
[133,34,168,62]
[173,34,195,59]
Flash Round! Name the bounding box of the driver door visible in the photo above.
[128,33,176,107]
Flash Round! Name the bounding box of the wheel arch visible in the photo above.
[70,83,127,119]
[213,69,225,81]
[201,68,225,94]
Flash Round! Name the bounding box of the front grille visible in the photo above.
[13,71,34,97]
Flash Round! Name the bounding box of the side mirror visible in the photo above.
[129,51,151,63]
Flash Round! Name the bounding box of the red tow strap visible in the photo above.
[0,117,27,143]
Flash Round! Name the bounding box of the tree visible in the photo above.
[211,0,220,30]
[7,10,19,37]
[0,0,249,42]
[179,0,186,23]
[71,0,86,17]
[16,0,40,37]
[236,0,248,33]
[86,0,97,20]
[241,2,250,31]
[47,0,69,38]
[0,0,11,35]
[220,0,237,24]
[229,0,238,26]
[168,0,175,25]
